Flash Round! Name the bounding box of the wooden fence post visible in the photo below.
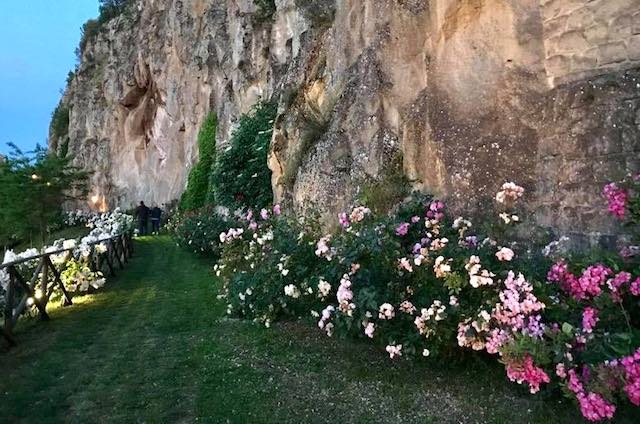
[3,271,16,345]
[1,231,135,348]
[111,239,124,270]
[104,244,116,277]
[46,257,73,307]
[40,258,50,318]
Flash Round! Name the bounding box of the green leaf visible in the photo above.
[561,322,574,335]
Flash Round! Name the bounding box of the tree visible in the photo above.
[0,144,89,248]
[98,0,130,24]
[180,113,217,211]
[209,101,276,209]
[77,0,131,60]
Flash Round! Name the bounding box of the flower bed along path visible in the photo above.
[1,236,638,423]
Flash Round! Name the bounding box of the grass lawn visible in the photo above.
[1,236,639,423]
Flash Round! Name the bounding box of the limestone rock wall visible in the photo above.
[542,0,640,85]
[52,0,640,242]
[53,0,282,208]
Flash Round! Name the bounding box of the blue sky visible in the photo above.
[0,1,98,155]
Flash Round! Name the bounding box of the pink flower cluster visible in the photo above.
[338,206,372,228]
[548,262,613,300]
[337,274,355,316]
[386,344,402,359]
[426,201,444,221]
[219,227,244,243]
[315,236,332,259]
[621,349,640,406]
[395,222,410,236]
[577,392,617,422]
[577,265,613,299]
[505,355,550,394]
[631,277,640,296]
[547,261,569,283]
[338,212,350,228]
[581,307,599,334]
[493,272,545,335]
[603,183,627,219]
[485,329,509,354]
[607,271,631,300]
[567,369,616,421]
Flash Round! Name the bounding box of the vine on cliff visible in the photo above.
[180,113,217,211]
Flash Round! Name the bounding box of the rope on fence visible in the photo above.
[1,231,134,347]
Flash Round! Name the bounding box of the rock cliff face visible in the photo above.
[51,0,640,243]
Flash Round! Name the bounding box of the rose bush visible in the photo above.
[210,177,640,421]
[170,206,234,258]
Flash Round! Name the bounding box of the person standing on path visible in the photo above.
[135,201,150,235]
[150,204,162,234]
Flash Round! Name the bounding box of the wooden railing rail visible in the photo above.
[1,231,134,347]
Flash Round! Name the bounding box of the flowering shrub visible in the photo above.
[214,177,640,421]
[64,209,94,227]
[1,209,134,317]
[171,206,234,257]
[61,259,106,293]
[209,101,276,209]
[217,205,326,327]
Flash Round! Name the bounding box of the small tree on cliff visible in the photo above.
[0,144,89,247]
[98,0,131,23]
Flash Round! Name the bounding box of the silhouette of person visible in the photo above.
[150,205,162,234]
[135,201,150,235]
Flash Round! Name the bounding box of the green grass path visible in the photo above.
[1,237,635,423]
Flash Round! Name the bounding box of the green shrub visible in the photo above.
[50,104,70,140]
[171,206,233,258]
[218,209,326,325]
[77,19,100,58]
[180,113,217,211]
[97,0,130,24]
[66,71,76,85]
[210,101,276,209]
[360,153,410,216]
[76,0,132,59]
[59,138,70,158]
[253,0,276,23]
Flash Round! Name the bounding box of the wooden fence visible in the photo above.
[1,231,134,347]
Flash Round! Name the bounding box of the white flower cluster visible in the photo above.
[378,303,395,320]
[1,208,134,307]
[64,209,94,227]
[465,256,495,288]
[315,236,334,261]
[219,228,244,243]
[495,182,524,204]
[284,284,301,299]
[414,300,447,338]
[317,279,331,299]
[433,256,452,278]
[76,208,134,258]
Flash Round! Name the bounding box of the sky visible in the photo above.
[0,0,99,155]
